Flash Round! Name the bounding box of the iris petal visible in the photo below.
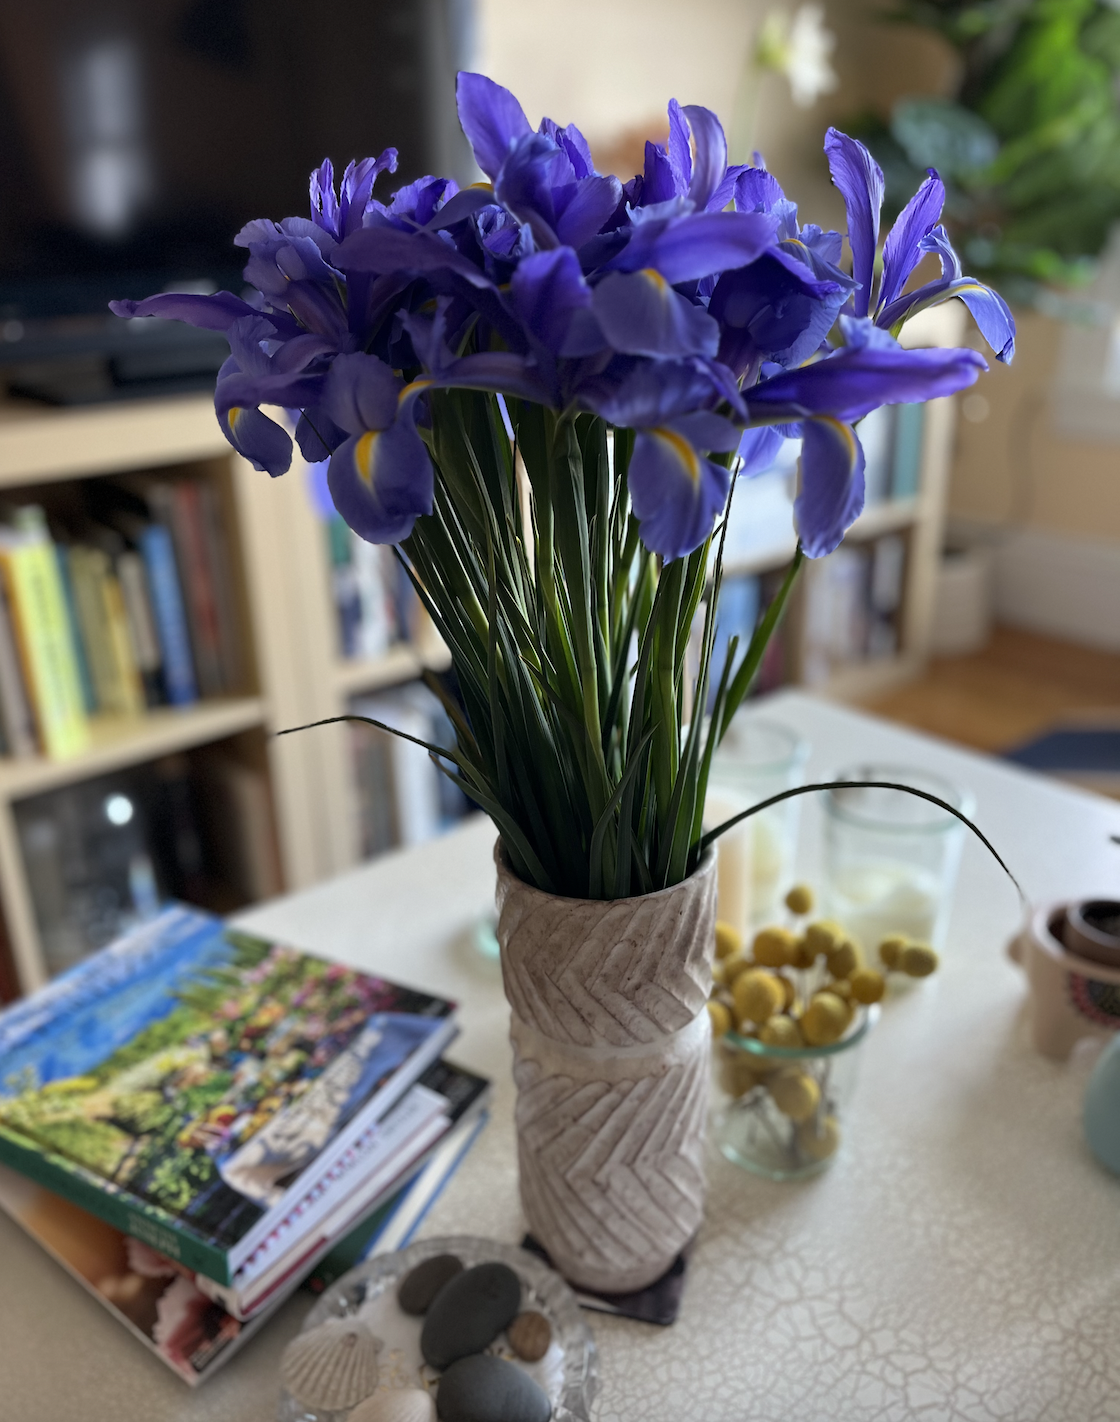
[878,170,945,312]
[327,408,434,545]
[455,72,532,181]
[795,417,865,558]
[323,352,400,436]
[591,270,719,358]
[218,405,294,478]
[681,104,728,210]
[610,209,777,284]
[628,426,732,560]
[824,129,884,318]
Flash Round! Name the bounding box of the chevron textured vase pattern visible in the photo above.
[494,843,718,1292]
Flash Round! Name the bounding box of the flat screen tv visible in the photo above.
[0,0,473,399]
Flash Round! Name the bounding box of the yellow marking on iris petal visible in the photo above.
[653,426,701,484]
[817,415,858,464]
[354,430,380,487]
[641,267,669,293]
[399,377,433,403]
[227,406,244,433]
[468,180,494,191]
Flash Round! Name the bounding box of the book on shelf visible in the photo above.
[801,533,907,685]
[324,512,422,663]
[0,507,90,759]
[0,572,37,758]
[0,1061,488,1385]
[138,522,198,707]
[0,904,458,1285]
[350,682,471,857]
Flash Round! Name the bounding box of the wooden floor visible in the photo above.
[867,626,1120,754]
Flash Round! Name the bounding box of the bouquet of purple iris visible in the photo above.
[114,73,1013,902]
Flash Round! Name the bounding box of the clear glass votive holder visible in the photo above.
[714,1006,878,1181]
[707,718,809,932]
[822,765,973,966]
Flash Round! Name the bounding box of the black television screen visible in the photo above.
[0,0,473,325]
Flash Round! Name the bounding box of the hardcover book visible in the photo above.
[0,1064,488,1385]
[0,905,457,1284]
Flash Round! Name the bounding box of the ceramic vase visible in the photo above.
[494,843,717,1293]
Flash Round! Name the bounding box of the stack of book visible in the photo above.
[801,534,908,685]
[0,905,489,1383]
[0,478,245,761]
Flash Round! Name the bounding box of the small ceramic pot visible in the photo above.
[1008,901,1120,1060]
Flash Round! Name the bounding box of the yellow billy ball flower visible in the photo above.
[825,937,861,980]
[796,1114,841,1161]
[850,968,886,1004]
[752,926,797,968]
[790,936,817,970]
[732,969,785,1026]
[800,991,849,1046]
[707,999,733,1039]
[803,920,844,959]
[784,883,815,916]
[759,1014,803,1048]
[879,934,907,970]
[717,1045,759,1098]
[715,921,744,960]
[768,1068,821,1122]
[724,954,753,988]
[900,943,939,978]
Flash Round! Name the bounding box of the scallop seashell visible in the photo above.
[280,1316,381,1411]
[348,1387,436,1422]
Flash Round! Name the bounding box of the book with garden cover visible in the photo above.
[0,905,457,1285]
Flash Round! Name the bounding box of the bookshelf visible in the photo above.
[0,395,444,995]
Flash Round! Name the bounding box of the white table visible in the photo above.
[3,691,1120,1422]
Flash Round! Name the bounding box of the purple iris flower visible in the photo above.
[110,72,1011,568]
[322,354,435,544]
[309,151,399,241]
[586,359,741,559]
[743,317,987,556]
[211,315,333,476]
[824,129,1015,363]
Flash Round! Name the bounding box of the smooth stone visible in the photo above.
[506,1311,551,1362]
[420,1262,521,1369]
[398,1254,465,1315]
[436,1355,551,1422]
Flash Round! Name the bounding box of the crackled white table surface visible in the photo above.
[4,690,1120,1422]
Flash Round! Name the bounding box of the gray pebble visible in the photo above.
[420,1262,521,1369]
[398,1254,464,1315]
[436,1354,551,1422]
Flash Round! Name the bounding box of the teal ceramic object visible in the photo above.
[1084,1036,1120,1175]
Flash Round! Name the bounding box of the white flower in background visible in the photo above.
[754,4,839,109]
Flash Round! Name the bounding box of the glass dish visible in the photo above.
[714,1006,879,1181]
[822,765,973,964]
[277,1235,599,1422]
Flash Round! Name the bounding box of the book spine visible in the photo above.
[2,541,89,758]
[139,523,198,706]
[174,482,225,696]
[54,547,96,715]
[198,482,245,692]
[100,567,146,715]
[0,577,38,757]
[117,550,164,707]
[68,548,118,714]
[0,1124,233,1285]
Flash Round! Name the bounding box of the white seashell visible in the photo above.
[280,1316,381,1411]
[348,1387,437,1422]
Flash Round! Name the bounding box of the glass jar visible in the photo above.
[822,765,972,966]
[714,1006,878,1181]
[707,718,809,932]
